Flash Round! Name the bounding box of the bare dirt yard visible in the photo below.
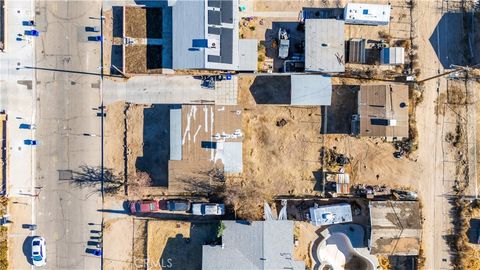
[147,221,217,270]
[125,7,147,38]
[235,76,422,220]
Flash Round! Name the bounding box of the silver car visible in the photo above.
[191,203,225,216]
[31,236,46,267]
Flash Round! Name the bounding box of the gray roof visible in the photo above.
[202,221,305,270]
[172,0,256,71]
[380,47,405,65]
[290,75,332,105]
[221,142,242,173]
[169,108,182,160]
[305,19,345,72]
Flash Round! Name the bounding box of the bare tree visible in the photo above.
[72,165,123,194]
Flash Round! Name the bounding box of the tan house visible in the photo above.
[354,84,409,139]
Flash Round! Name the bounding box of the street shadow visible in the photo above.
[429,12,469,68]
[22,236,35,265]
[467,218,480,244]
[136,104,181,187]
[302,7,344,20]
[321,85,358,134]
[146,45,162,70]
[146,7,162,38]
[265,22,304,72]
[160,222,218,270]
[97,209,128,214]
[112,6,123,38]
[111,45,123,75]
[248,76,291,104]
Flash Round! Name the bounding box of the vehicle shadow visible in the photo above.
[22,236,35,265]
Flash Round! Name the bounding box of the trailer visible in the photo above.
[344,3,391,26]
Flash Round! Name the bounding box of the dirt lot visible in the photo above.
[235,76,421,219]
[104,217,147,270]
[124,45,162,74]
[147,221,217,270]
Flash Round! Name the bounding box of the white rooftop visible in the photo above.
[344,3,391,25]
[290,75,332,105]
[309,203,353,226]
[305,19,345,72]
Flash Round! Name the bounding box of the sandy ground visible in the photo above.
[147,221,217,270]
[104,217,135,270]
[294,221,320,270]
[125,7,147,38]
[254,0,346,11]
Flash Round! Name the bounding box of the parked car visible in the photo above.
[24,30,39,36]
[87,35,102,42]
[85,26,100,32]
[24,139,37,145]
[129,200,159,214]
[31,236,46,267]
[22,20,35,26]
[85,248,102,256]
[159,199,190,212]
[191,203,225,216]
[19,123,36,129]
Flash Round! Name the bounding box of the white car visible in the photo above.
[191,203,225,216]
[31,236,46,267]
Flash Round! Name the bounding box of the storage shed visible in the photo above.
[348,39,366,64]
[381,47,405,65]
[344,3,391,26]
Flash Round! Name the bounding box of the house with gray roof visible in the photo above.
[202,220,305,270]
[171,0,258,71]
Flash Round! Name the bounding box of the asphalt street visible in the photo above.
[33,1,104,269]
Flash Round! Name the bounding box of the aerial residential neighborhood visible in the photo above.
[1,0,480,270]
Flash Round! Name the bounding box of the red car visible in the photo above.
[129,200,159,214]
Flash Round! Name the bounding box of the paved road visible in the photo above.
[33,1,103,269]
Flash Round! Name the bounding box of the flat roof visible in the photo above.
[309,203,352,226]
[369,201,421,255]
[238,39,258,72]
[291,75,332,105]
[305,19,345,72]
[358,84,409,138]
[344,3,391,25]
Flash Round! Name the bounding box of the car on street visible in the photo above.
[87,35,102,42]
[24,30,39,36]
[191,203,225,216]
[24,139,37,145]
[129,200,159,214]
[85,26,100,32]
[31,236,46,267]
[19,123,36,129]
[85,248,102,256]
[159,199,190,212]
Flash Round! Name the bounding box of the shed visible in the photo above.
[290,75,332,105]
[169,108,182,160]
[305,19,345,72]
[344,3,391,25]
[309,203,352,226]
[348,39,366,64]
[369,201,421,255]
[381,47,405,65]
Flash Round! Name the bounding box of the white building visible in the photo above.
[309,203,353,226]
[380,47,405,65]
[344,3,391,26]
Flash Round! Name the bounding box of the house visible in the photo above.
[354,84,409,139]
[369,201,422,255]
[202,220,305,270]
[304,19,345,73]
[172,0,257,71]
[309,203,353,226]
[381,47,405,65]
[344,3,391,25]
[290,75,332,106]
